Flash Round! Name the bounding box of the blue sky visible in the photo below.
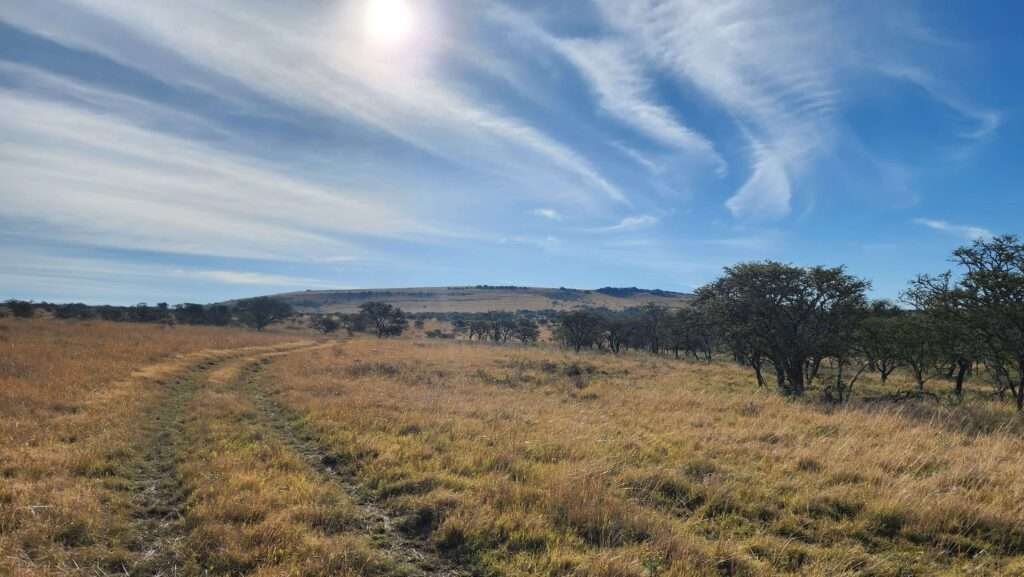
[1,1,1020,305]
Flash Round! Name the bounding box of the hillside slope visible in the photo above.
[260,286,692,314]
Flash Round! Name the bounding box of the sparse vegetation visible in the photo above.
[236,296,294,331]
[359,301,409,337]
[6,298,35,318]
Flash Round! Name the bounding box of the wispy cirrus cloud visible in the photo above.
[596,0,838,219]
[1,0,626,206]
[913,218,992,241]
[0,85,440,261]
[532,208,564,221]
[185,270,329,287]
[552,38,726,175]
[879,64,1001,141]
[587,214,659,233]
[0,246,336,304]
[484,4,725,176]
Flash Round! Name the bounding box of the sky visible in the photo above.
[1,0,1021,305]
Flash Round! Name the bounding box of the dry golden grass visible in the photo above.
[0,318,300,575]
[262,338,1024,577]
[175,356,397,576]
[4,320,1024,576]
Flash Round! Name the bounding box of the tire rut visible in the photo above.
[117,342,324,576]
[235,356,473,577]
[121,366,199,575]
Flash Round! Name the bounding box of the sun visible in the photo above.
[364,0,415,47]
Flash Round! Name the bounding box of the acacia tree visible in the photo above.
[468,320,489,341]
[602,314,634,354]
[312,315,341,334]
[513,318,540,344]
[856,314,904,384]
[950,235,1024,410]
[5,300,34,318]
[639,303,670,354]
[237,297,293,331]
[851,300,904,386]
[556,310,604,352]
[903,272,976,397]
[890,313,945,391]
[359,302,408,338]
[697,262,869,396]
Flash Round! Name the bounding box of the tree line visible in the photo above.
[2,298,283,330]
[549,235,1024,411]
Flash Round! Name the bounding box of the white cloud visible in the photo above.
[879,65,1001,141]
[553,39,726,174]
[485,5,725,175]
[0,0,625,206]
[532,208,564,221]
[183,270,326,287]
[588,215,659,233]
[0,87,443,261]
[498,235,562,251]
[724,139,791,219]
[0,247,333,304]
[609,141,661,173]
[596,0,837,219]
[914,218,992,241]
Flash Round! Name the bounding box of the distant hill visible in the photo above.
[253,286,692,314]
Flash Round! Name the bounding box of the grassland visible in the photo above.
[263,339,1024,577]
[0,319,303,575]
[3,319,1023,576]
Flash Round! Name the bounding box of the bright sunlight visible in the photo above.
[364,0,415,46]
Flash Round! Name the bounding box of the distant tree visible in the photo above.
[237,297,294,331]
[639,303,671,354]
[54,302,95,320]
[309,315,342,334]
[312,315,341,334]
[468,320,489,341]
[96,305,125,322]
[670,307,716,362]
[128,303,150,323]
[451,318,467,337]
[890,313,945,391]
[602,314,633,354]
[359,302,408,338]
[556,310,605,352]
[513,318,540,344]
[855,314,904,385]
[205,304,233,326]
[6,299,34,319]
[697,262,869,396]
[903,273,977,397]
[472,312,515,343]
[173,303,208,325]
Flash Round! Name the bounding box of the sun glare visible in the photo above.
[364,0,415,47]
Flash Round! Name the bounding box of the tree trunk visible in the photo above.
[784,361,805,396]
[806,357,822,385]
[751,355,766,388]
[953,359,969,399]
